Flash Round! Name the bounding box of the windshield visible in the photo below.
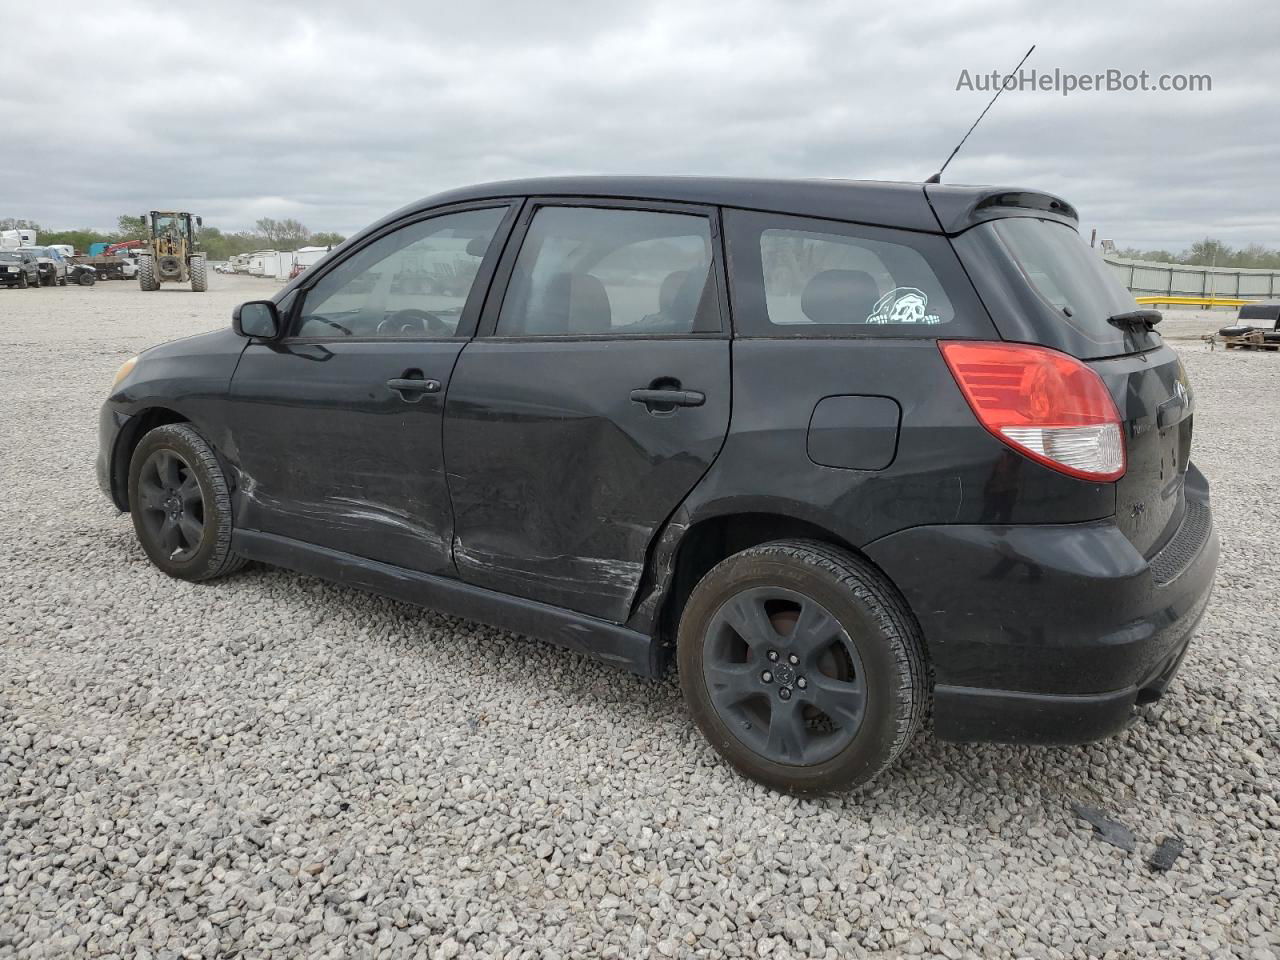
[0,253,21,262]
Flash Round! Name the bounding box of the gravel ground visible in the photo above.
[1,276,1277,960]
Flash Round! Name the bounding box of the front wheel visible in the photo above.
[18,272,28,289]
[678,539,929,794]
[190,255,207,292]
[127,424,247,581]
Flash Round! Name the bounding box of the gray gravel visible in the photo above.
[2,276,1278,959]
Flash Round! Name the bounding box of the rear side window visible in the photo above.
[496,206,719,337]
[725,210,994,339]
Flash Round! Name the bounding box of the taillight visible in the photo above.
[940,341,1125,482]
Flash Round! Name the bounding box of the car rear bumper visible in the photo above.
[863,463,1218,745]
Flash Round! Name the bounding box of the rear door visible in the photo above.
[443,199,732,622]
[228,202,516,575]
[953,216,1195,555]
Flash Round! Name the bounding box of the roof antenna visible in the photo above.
[926,44,1036,184]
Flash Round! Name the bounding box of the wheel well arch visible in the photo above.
[654,511,865,644]
[108,407,189,510]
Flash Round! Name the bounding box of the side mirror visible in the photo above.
[196,216,203,227]
[233,300,281,339]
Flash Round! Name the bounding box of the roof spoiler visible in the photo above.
[925,185,1079,235]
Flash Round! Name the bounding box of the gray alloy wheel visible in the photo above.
[678,539,929,794]
[127,423,247,581]
[701,585,868,766]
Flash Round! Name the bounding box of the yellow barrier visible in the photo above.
[1135,295,1252,308]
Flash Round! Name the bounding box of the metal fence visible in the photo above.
[1103,255,1280,300]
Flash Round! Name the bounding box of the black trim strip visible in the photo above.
[232,530,664,677]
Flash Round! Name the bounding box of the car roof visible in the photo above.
[375,176,1077,238]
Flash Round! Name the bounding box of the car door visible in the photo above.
[228,202,518,575]
[443,199,732,622]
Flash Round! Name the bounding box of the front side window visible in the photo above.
[496,206,718,337]
[295,206,506,338]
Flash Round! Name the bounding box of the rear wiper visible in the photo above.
[1106,309,1162,330]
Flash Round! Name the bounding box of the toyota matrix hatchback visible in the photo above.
[98,177,1218,793]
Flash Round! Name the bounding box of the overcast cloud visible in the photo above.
[2,0,1276,249]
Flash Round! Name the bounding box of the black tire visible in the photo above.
[78,271,95,286]
[677,539,929,794]
[57,274,67,286]
[190,256,208,292]
[18,272,28,289]
[137,256,158,291]
[127,424,247,581]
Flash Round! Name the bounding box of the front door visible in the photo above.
[228,203,516,575]
[444,201,732,622]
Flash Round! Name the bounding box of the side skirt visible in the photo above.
[232,530,665,677]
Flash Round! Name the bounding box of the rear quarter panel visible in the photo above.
[680,339,1117,546]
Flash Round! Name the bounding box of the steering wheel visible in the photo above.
[380,308,449,337]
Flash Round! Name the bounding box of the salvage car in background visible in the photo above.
[25,246,69,286]
[0,250,41,288]
[97,176,1218,793]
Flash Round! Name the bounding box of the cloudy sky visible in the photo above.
[3,0,1275,249]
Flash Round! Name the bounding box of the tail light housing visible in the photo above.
[940,341,1126,482]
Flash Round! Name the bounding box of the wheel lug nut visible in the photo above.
[767,650,779,662]
[779,688,792,701]
[788,654,799,665]
[761,670,773,683]
[797,677,807,689]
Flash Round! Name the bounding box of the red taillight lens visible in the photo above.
[940,341,1126,482]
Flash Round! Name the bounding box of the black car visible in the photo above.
[0,250,40,288]
[97,177,1218,793]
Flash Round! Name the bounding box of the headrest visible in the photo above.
[800,269,881,325]
[545,273,612,334]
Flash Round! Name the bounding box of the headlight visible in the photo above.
[111,356,138,391]
[5,266,16,273]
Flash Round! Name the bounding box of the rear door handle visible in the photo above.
[387,376,441,401]
[630,388,705,408]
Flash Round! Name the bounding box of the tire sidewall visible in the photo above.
[127,426,231,580]
[678,550,912,793]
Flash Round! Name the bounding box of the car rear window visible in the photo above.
[950,217,1158,359]
[724,209,996,339]
[988,218,1140,336]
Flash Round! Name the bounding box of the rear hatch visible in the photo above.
[951,215,1194,558]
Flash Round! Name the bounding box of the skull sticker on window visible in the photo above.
[865,287,942,325]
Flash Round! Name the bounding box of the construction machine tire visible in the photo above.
[190,256,208,292]
[138,256,159,291]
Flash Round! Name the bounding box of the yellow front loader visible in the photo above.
[137,211,207,292]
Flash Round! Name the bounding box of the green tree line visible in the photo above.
[1,216,345,261]
[1116,238,1280,270]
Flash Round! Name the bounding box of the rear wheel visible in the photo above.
[190,255,208,292]
[678,539,929,794]
[78,270,95,286]
[127,424,247,581]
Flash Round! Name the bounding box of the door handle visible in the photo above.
[387,376,441,401]
[630,388,705,408]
